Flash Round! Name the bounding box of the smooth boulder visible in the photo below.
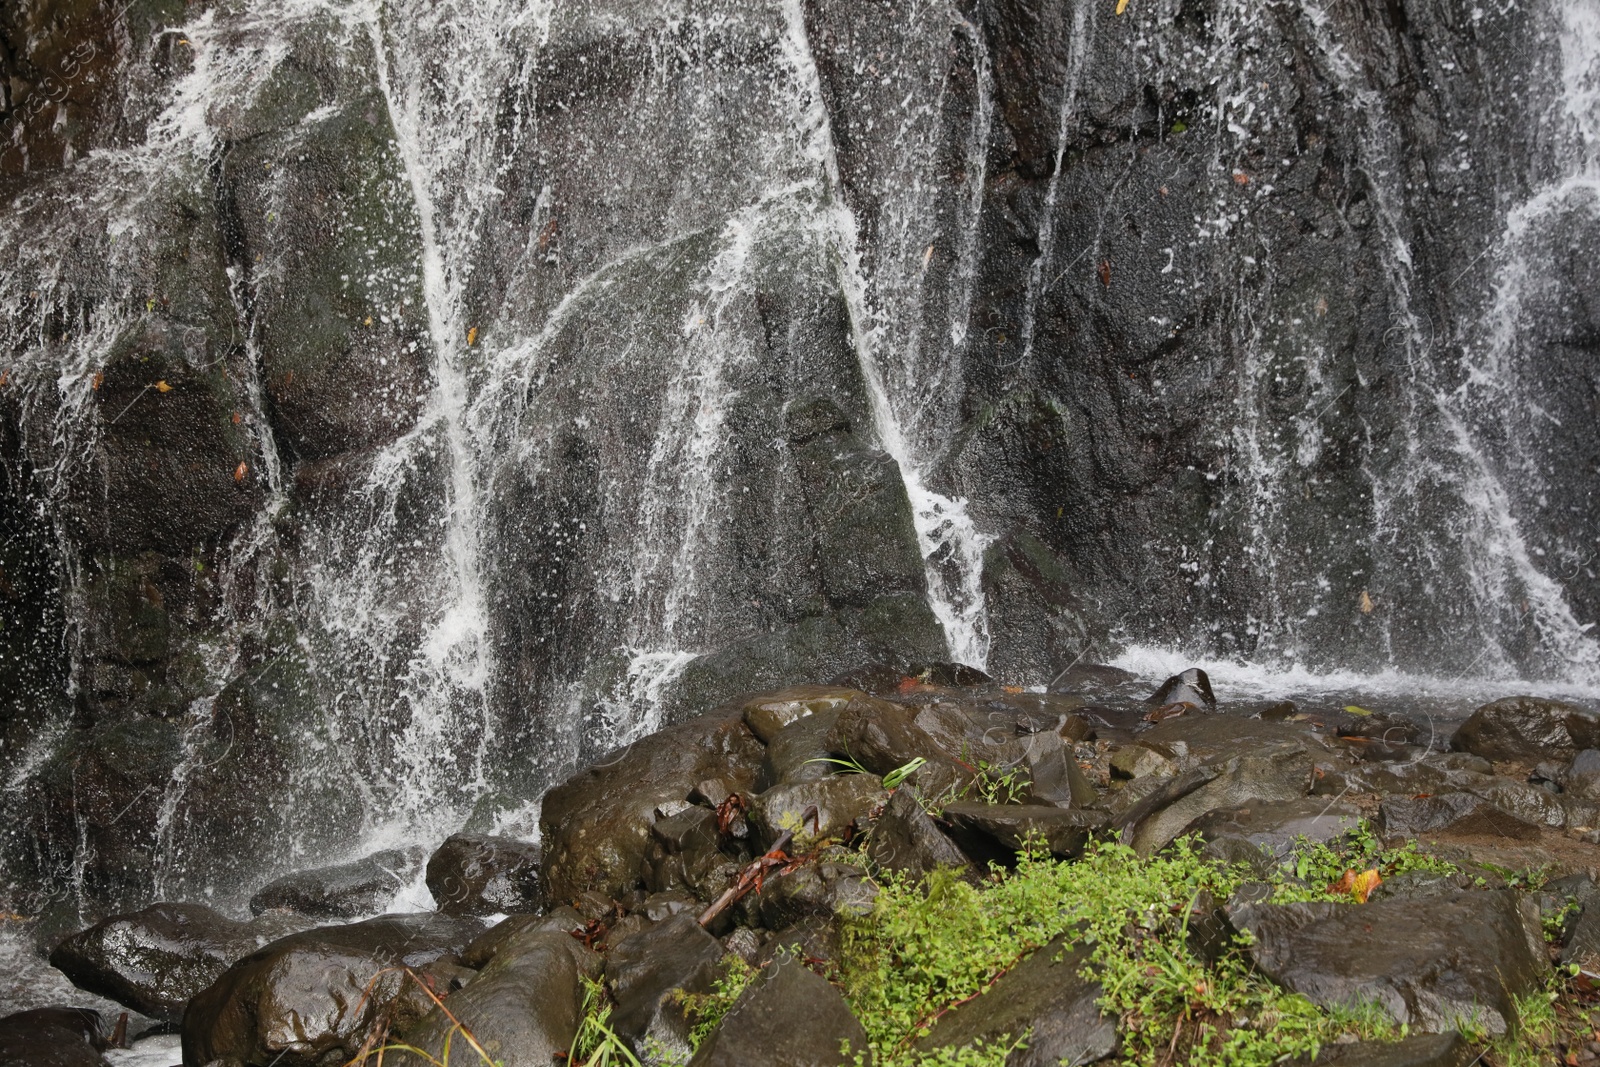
[426,833,545,917]
[48,902,309,1025]
[942,802,1108,861]
[390,929,599,1067]
[182,913,482,1067]
[749,775,888,850]
[688,953,868,1066]
[1450,696,1594,764]
[248,847,424,919]
[1377,793,1541,841]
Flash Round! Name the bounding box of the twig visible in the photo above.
[697,804,818,928]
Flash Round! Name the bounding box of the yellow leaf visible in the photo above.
[1116,0,1129,13]
[1358,589,1374,614]
[154,380,171,393]
[1344,704,1373,717]
[1351,868,1382,903]
[467,326,479,347]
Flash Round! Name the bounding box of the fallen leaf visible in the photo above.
[363,316,373,327]
[1098,259,1111,287]
[1002,685,1024,694]
[1359,589,1374,614]
[154,380,171,393]
[467,326,479,347]
[91,371,103,390]
[0,371,8,388]
[923,244,934,267]
[1344,704,1373,717]
[1232,170,1250,184]
[1315,296,1329,316]
[1116,0,1129,13]
[896,675,920,694]
[1350,869,1381,903]
[233,462,248,483]
[231,411,242,425]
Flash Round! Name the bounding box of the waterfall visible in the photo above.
[2,0,1599,915]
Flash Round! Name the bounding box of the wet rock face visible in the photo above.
[1,0,1598,934]
[181,913,483,1067]
[47,902,309,1026]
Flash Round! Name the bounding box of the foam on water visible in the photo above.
[1112,643,1600,707]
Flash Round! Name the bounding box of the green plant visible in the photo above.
[1271,820,1459,903]
[968,758,1030,805]
[676,956,756,1050]
[805,754,926,789]
[835,838,1403,1067]
[569,977,644,1067]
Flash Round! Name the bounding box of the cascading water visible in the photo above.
[1,0,1599,927]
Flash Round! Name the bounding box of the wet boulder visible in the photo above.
[181,913,483,1067]
[749,775,888,850]
[425,834,545,917]
[1451,696,1597,764]
[606,913,727,1061]
[823,696,975,800]
[1147,668,1216,709]
[1228,890,1546,1034]
[912,934,1117,1067]
[1015,732,1098,808]
[1378,793,1541,841]
[866,788,972,879]
[942,801,1108,861]
[47,902,310,1025]
[540,709,765,901]
[458,906,587,969]
[0,1008,108,1067]
[1109,743,1178,780]
[390,928,599,1067]
[248,847,425,920]
[1566,750,1600,800]
[688,953,868,1066]
[743,686,863,743]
